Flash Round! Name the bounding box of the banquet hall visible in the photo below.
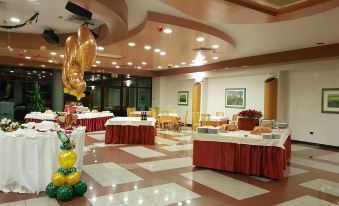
[0,0,339,205]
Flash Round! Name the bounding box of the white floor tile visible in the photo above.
[93,142,125,147]
[157,130,187,136]
[88,133,106,141]
[83,162,143,187]
[137,157,193,172]
[181,170,269,200]
[316,153,339,164]
[284,166,309,177]
[299,178,339,197]
[90,183,200,206]
[119,146,166,158]
[160,144,193,152]
[250,176,272,182]
[172,135,192,141]
[291,144,314,152]
[291,157,339,174]
[0,201,26,206]
[155,137,178,145]
[0,198,59,206]
[275,195,338,206]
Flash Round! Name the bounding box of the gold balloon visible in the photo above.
[59,150,77,169]
[62,24,97,100]
[66,171,81,185]
[52,172,66,186]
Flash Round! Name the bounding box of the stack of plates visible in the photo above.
[208,127,219,134]
[197,127,208,133]
[262,133,272,139]
[276,122,288,129]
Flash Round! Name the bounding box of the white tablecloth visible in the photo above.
[0,127,86,193]
[131,111,151,115]
[158,113,178,117]
[25,112,114,120]
[105,117,156,126]
[200,116,228,121]
[192,128,291,149]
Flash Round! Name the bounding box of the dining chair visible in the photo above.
[178,111,188,131]
[216,112,224,117]
[200,114,211,121]
[232,114,238,121]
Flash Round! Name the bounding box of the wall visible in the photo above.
[52,70,64,112]
[287,67,339,147]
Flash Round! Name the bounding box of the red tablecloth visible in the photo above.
[105,125,156,145]
[193,136,291,180]
[77,116,112,132]
[25,118,46,123]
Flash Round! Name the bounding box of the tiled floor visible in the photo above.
[1,128,339,206]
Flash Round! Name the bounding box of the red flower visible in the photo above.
[238,109,262,119]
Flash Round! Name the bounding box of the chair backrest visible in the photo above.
[201,114,211,121]
[216,112,224,117]
[162,111,170,116]
[231,114,238,121]
[149,108,158,118]
[127,107,136,117]
[183,111,188,126]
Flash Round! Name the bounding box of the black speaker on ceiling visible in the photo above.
[42,29,59,44]
[65,1,92,20]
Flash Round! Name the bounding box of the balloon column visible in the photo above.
[62,24,97,100]
[46,130,87,201]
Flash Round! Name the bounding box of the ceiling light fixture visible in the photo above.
[97,46,104,51]
[127,62,133,65]
[50,52,57,56]
[213,56,219,60]
[174,65,179,68]
[212,44,219,49]
[141,61,147,65]
[92,64,97,67]
[18,63,24,66]
[128,42,136,47]
[157,66,162,69]
[191,52,206,66]
[154,48,160,53]
[48,60,53,63]
[112,62,117,65]
[196,37,205,42]
[10,70,14,73]
[144,45,151,50]
[59,54,64,58]
[137,66,142,69]
[25,56,31,59]
[181,62,186,65]
[41,65,46,67]
[160,51,166,56]
[163,28,172,34]
[96,60,101,64]
[10,17,20,23]
[115,66,120,68]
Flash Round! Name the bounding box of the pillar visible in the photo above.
[192,82,201,130]
[52,70,64,112]
[264,77,278,120]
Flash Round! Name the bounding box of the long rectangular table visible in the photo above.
[105,117,156,145]
[25,112,114,132]
[0,127,85,193]
[192,129,291,180]
[200,116,229,127]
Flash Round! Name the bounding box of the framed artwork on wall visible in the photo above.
[178,91,189,106]
[225,88,246,109]
[321,88,339,114]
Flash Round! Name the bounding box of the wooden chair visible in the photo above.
[216,112,224,117]
[160,111,171,130]
[232,114,238,121]
[127,107,136,117]
[178,111,188,131]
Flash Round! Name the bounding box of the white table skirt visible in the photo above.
[105,117,156,127]
[0,127,85,193]
[25,112,114,120]
[192,128,291,149]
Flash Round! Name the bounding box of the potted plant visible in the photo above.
[237,109,262,131]
[27,82,45,112]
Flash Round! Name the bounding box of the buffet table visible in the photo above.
[192,129,291,180]
[158,113,181,130]
[0,127,85,193]
[25,112,114,132]
[200,116,229,127]
[105,117,156,145]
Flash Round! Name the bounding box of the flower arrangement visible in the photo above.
[0,118,22,132]
[238,109,263,119]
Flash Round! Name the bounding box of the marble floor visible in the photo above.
[0,128,339,206]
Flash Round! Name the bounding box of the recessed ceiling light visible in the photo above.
[174,65,179,68]
[213,56,219,60]
[128,42,136,47]
[196,37,204,42]
[115,66,120,68]
[25,56,31,59]
[10,17,20,23]
[127,62,133,65]
[144,45,151,50]
[181,62,186,65]
[48,60,54,63]
[112,61,117,65]
[157,66,162,69]
[10,70,14,73]
[154,48,161,53]
[160,51,166,56]
[96,60,101,64]
[212,44,219,49]
[141,61,147,65]
[18,63,24,66]
[50,52,57,56]
[41,65,46,67]
[163,28,172,34]
[97,46,104,51]
[59,54,64,58]
[137,66,142,69]
[92,64,97,67]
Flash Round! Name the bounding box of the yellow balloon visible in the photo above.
[66,171,81,185]
[59,150,77,169]
[52,172,66,186]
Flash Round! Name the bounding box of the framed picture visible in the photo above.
[178,91,189,106]
[322,88,339,114]
[225,88,246,109]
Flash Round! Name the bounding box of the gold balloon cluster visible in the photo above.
[52,150,80,186]
[62,24,97,100]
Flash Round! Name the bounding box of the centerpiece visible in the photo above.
[237,109,262,131]
[0,118,22,132]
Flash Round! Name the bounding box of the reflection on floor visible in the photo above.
[0,128,339,206]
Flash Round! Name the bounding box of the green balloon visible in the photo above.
[46,183,58,198]
[57,184,73,201]
[73,181,87,196]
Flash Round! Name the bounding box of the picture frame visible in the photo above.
[178,91,189,106]
[225,88,246,109]
[321,88,339,114]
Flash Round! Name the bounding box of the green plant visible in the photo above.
[27,82,45,112]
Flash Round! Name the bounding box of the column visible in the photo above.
[264,77,278,120]
[52,70,64,112]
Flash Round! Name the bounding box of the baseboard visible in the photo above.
[292,140,339,150]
